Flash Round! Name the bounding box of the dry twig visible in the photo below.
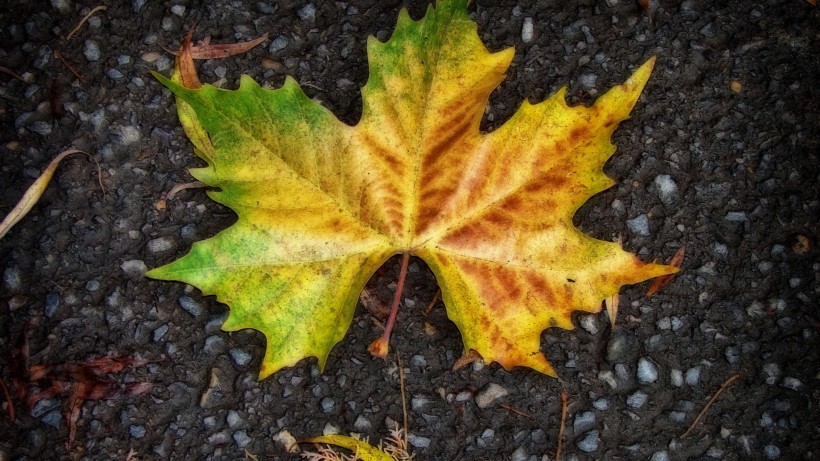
[555,389,568,460]
[66,5,108,40]
[423,289,440,314]
[53,51,84,81]
[681,374,741,439]
[499,403,533,420]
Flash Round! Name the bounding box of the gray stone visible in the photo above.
[153,324,168,341]
[627,391,648,408]
[781,377,803,392]
[762,363,781,385]
[637,357,659,384]
[724,211,747,222]
[685,366,701,386]
[229,348,252,366]
[320,397,335,413]
[121,259,148,277]
[3,267,23,293]
[129,425,146,438]
[269,35,288,52]
[178,296,203,317]
[232,430,251,448]
[576,430,599,453]
[626,214,650,236]
[297,3,316,21]
[573,411,597,434]
[170,4,186,16]
[147,237,174,253]
[408,434,430,448]
[227,410,242,429]
[592,398,609,410]
[84,40,101,61]
[651,450,671,461]
[51,0,71,13]
[763,444,781,459]
[511,447,528,461]
[353,415,372,432]
[607,330,637,363]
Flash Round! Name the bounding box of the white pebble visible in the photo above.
[654,174,678,205]
[685,366,701,386]
[573,411,596,434]
[626,214,650,236]
[521,17,534,43]
[170,4,185,16]
[637,357,659,384]
[147,237,174,253]
[475,383,508,409]
[579,314,598,334]
[781,377,803,392]
[229,348,252,366]
[120,259,147,277]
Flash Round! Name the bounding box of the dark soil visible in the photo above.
[1,1,818,460]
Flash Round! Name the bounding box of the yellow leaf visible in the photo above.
[148,0,677,378]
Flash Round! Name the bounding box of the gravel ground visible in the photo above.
[1,1,818,460]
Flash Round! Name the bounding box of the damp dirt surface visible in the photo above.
[1,1,818,460]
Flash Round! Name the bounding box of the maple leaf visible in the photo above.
[148,0,677,378]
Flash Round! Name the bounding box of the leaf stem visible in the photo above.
[368,253,411,358]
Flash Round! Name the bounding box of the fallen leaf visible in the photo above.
[0,149,101,240]
[149,0,677,378]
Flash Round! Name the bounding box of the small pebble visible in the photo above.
[685,366,701,386]
[121,259,148,277]
[579,315,598,334]
[178,296,203,316]
[320,397,335,413]
[637,357,659,384]
[627,214,650,236]
[763,444,781,459]
[762,363,781,385]
[598,370,617,389]
[353,415,372,432]
[232,430,251,448]
[607,330,637,363]
[153,324,169,341]
[3,267,23,292]
[576,430,600,453]
[780,377,803,392]
[273,430,298,453]
[411,395,428,410]
[521,17,534,43]
[229,348,252,366]
[129,425,146,438]
[654,174,679,205]
[270,35,289,52]
[475,383,508,409]
[627,391,648,408]
[226,410,242,429]
[408,434,431,448]
[724,211,747,222]
[511,447,528,461]
[297,3,316,21]
[573,411,596,434]
[724,345,740,364]
[651,450,671,461]
[147,237,174,253]
[170,4,185,16]
[42,410,62,428]
[670,369,684,387]
[84,40,101,61]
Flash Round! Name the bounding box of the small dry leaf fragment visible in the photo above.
[0,149,99,240]
[302,429,413,461]
[792,234,811,254]
[730,80,742,93]
[646,246,686,296]
[604,293,620,328]
[166,32,269,59]
[11,325,151,450]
